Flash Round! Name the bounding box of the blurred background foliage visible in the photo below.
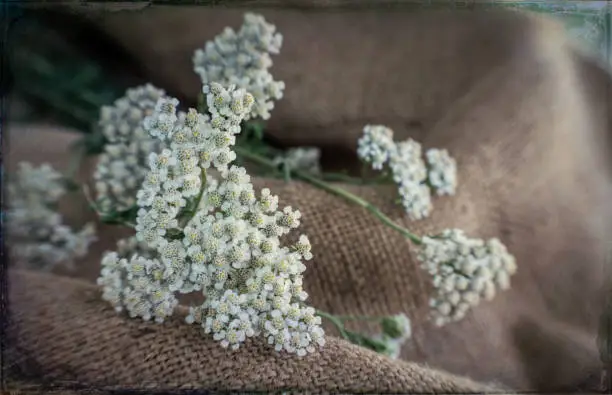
[4,3,149,133]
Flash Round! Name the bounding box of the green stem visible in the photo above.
[182,167,207,217]
[320,172,393,185]
[316,310,393,356]
[334,315,385,322]
[100,217,137,228]
[176,167,208,232]
[319,172,366,185]
[197,93,208,114]
[315,309,350,339]
[82,130,108,155]
[194,167,207,209]
[296,173,421,244]
[167,228,186,240]
[234,147,422,245]
[81,185,136,228]
[66,140,87,181]
[283,160,292,182]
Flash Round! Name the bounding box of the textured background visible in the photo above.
[4,3,612,393]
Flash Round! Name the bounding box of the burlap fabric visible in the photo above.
[6,269,497,393]
[5,6,612,393]
[5,127,505,394]
[80,6,594,149]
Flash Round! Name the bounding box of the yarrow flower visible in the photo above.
[417,229,517,327]
[425,148,457,196]
[357,125,458,220]
[339,312,412,360]
[98,82,325,356]
[98,84,166,144]
[193,13,285,120]
[380,313,412,341]
[94,84,170,213]
[7,162,96,270]
[373,313,413,359]
[273,147,322,175]
[371,334,405,360]
[357,125,395,171]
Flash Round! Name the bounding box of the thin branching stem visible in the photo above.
[234,147,422,245]
[315,309,350,339]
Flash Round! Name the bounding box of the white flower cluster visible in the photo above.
[193,13,285,120]
[377,313,412,359]
[356,125,395,170]
[273,147,322,175]
[98,247,178,322]
[94,84,168,213]
[357,125,458,220]
[97,236,158,314]
[7,162,96,270]
[425,149,457,196]
[418,229,517,327]
[98,82,325,356]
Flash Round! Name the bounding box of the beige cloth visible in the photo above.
[5,5,612,393]
[6,269,498,393]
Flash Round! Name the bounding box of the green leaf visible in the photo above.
[344,329,391,355]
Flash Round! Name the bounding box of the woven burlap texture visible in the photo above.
[82,7,586,149]
[6,269,498,393]
[5,6,612,393]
